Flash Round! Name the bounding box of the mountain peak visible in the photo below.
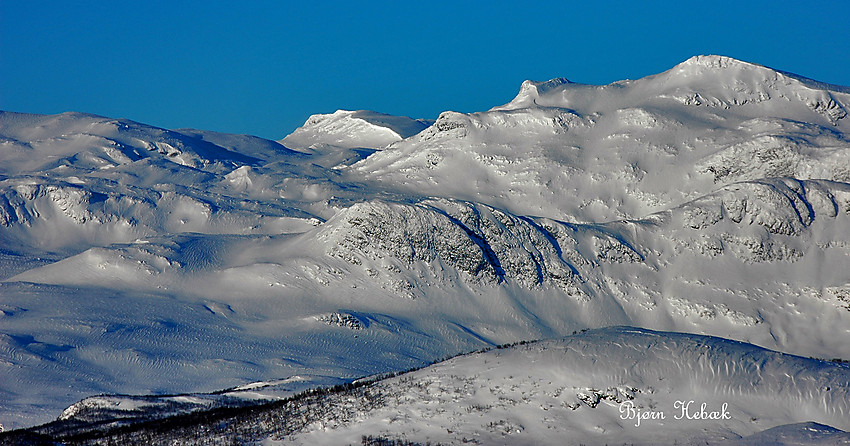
[526,77,573,93]
[665,55,850,94]
[493,77,573,110]
[660,54,784,84]
[280,110,432,150]
[678,54,754,70]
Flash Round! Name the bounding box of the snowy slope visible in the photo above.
[355,55,850,222]
[282,327,850,446]
[0,110,361,256]
[10,328,850,445]
[2,55,850,437]
[280,109,432,151]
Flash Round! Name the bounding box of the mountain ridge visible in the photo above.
[9,327,850,445]
[1,56,850,438]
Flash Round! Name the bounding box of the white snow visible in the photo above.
[1,56,849,444]
[279,109,432,151]
[281,327,850,446]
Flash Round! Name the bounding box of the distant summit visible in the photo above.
[495,55,848,123]
[671,55,850,93]
[492,77,572,110]
[280,110,433,150]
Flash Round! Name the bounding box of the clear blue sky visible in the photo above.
[2,1,848,140]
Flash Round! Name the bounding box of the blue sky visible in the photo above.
[2,1,848,140]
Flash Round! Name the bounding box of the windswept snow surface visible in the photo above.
[12,328,850,445]
[279,327,850,446]
[2,56,850,440]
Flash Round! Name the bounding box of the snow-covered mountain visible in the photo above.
[11,328,850,445]
[2,55,850,443]
[280,109,433,151]
[356,55,850,222]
